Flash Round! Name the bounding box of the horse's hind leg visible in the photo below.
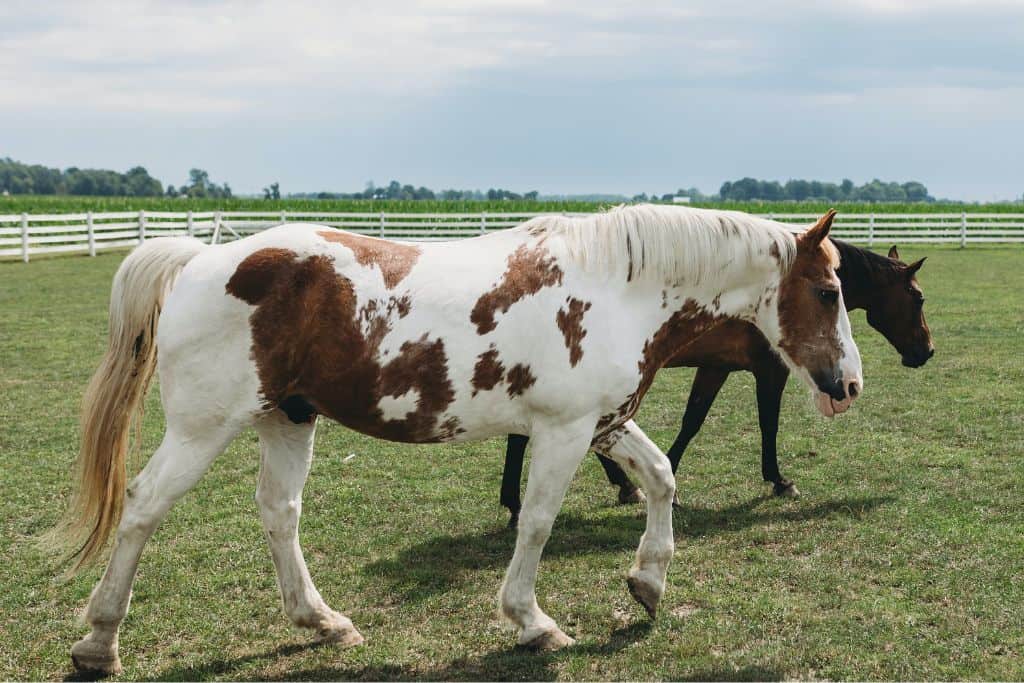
[71,424,238,675]
[499,418,593,650]
[254,410,363,646]
[596,420,676,620]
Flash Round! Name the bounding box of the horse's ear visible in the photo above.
[800,209,837,247]
[888,245,900,260]
[905,257,926,277]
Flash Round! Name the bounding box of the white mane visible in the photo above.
[519,204,797,287]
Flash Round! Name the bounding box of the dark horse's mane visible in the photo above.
[831,238,903,289]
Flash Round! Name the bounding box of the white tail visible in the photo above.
[48,237,207,570]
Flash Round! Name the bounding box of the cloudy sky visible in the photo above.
[2,0,1022,200]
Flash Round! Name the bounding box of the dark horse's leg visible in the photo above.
[501,434,530,528]
[664,367,731,506]
[595,454,646,504]
[754,359,799,497]
[665,367,731,473]
[596,367,732,509]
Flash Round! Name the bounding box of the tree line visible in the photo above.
[0,158,232,199]
[291,180,540,202]
[2,156,936,203]
[716,177,931,202]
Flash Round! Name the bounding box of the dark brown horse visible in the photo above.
[500,241,933,525]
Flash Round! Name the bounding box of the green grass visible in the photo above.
[1,245,1022,680]
[3,194,1022,215]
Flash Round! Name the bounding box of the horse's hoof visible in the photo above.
[618,486,646,505]
[773,481,800,498]
[71,637,122,676]
[626,575,660,620]
[508,512,519,530]
[318,624,365,648]
[522,627,575,651]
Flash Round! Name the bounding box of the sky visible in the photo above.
[2,0,1023,201]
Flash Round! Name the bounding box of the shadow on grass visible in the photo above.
[148,622,657,681]
[139,641,336,682]
[362,494,893,601]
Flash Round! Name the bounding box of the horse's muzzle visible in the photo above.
[902,347,935,368]
[812,372,861,417]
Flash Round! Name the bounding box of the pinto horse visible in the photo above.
[499,241,932,523]
[54,205,861,674]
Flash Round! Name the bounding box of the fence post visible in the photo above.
[186,210,194,237]
[87,211,96,257]
[138,210,146,243]
[379,211,385,238]
[20,213,29,263]
[212,211,222,244]
[960,211,967,248]
[868,212,875,248]
[480,211,487,235]
[280,210,287,225]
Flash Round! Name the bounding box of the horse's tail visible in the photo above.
[47,237,208,571]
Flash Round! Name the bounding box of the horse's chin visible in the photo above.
[813,392,852,418]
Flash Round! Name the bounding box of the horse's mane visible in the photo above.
[830,238,903,285]
[518,204,797,286]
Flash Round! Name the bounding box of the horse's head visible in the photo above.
[863,245,934,368]
[757,210,863,417]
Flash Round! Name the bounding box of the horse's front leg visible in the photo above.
[596,420,676,619]
[754,360,798,497]
[499,417,594,650]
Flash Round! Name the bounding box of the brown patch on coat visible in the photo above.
[506,364,537,397]
[555,297,592,367]
[471,347,506,396]
[226,248,455,443]
[594,300,723,441]
[317,230,421,289]
[471,243,564,334]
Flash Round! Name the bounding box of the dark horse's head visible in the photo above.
[866,245,934,368]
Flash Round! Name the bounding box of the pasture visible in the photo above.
[1,245,1022,680]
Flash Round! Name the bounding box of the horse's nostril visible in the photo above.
[847,381,860,398]
[928,348,935,359]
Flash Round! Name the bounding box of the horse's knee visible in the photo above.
[517,511,555,547]
[644,460,675,502]
[255,488,300,532]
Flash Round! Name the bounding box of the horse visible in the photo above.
[51,204,862,674]
[499,241,932,525]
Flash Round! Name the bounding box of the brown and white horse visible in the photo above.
[53,205,861,674]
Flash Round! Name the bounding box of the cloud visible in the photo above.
[2,0,1022,199]
[3,0,1021,115]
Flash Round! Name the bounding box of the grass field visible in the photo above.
[1,244,1022,680]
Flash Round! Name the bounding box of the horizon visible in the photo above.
[3,2,1022,202]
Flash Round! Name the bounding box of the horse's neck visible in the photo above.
[648,272,774,363]
[833,239,891,311]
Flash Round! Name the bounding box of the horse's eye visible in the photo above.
[817,288,839,305]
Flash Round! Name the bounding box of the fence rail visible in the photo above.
[2,209,1022,262]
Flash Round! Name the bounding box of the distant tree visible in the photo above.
[263,182,281,200]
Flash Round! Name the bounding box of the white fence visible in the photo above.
[2,209,1022,262]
